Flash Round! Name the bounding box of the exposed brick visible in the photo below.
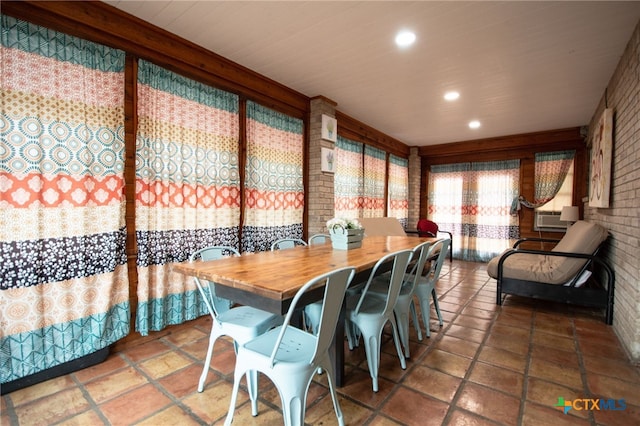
[584,20,640,361]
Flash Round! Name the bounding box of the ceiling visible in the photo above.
[104,1,640,147]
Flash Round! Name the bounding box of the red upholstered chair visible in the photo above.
[416,219,453,262]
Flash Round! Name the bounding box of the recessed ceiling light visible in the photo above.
[468,120,481,129]
[444,91,460,101]
[395,30,416,47]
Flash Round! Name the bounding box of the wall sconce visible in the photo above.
[560,206,579,229]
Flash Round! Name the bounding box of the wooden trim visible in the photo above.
[336,111,410,158]
[2,1,309,117]
[419,127,584,164]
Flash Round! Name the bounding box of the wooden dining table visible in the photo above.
[173,235,435,387]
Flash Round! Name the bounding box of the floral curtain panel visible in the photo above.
[1,16,129,382]
[362,145,386,218]
[388,154,409,228]
[334,136,364,219]
[242,101,304,252]
[135,60,240,335]
[512,150,575,213]
[429,160,520,262]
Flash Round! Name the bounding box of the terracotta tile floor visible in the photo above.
[3,261,640,425]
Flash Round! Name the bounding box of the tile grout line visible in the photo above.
[439,273,510,425]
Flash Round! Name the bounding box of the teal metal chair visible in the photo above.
[224,266,356,426]
[366,240,432,358]
[410,239,451,337]
[190,246,282,393]
[344,249,413,392]
[308,233,330,245]
[270,238,307,251]
[271,238,320,335]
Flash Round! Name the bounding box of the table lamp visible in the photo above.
[560,206,579,229]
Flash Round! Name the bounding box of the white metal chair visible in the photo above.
[410,239,451,337]
[271,238,320,335]
[366,241,432,358]
[270,238,308,251]
[190,246,282,393]
[344,249,413,392]
[308,233,330,245]
[224,266,356,426]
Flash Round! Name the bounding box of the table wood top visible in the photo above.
[173,235,434,301]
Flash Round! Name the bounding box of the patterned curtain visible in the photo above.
[429,160,520,262]
[135,60,240,335]
[1,16,129,382]
[334,136,364,219]
[362,145,386,218]
[512,150,575,213]
[388,154,409,228]
[242,101,304,252]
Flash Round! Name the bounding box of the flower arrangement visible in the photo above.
[327,218,364,250]
[327,217,363,232]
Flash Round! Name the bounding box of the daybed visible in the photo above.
[487,220,614,324]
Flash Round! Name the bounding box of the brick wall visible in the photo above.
[585,20,640,361]
[408,147,422,228]
[308,97,337,236]
[308,99,420,235]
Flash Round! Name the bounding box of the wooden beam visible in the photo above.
[336,111,410,158]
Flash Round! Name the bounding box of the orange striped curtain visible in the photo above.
[388,155,409,227]
[242,101,304,252]
[429,160,520,261]
[1,16,129,382]
[334,136,364,219]
[135,60,240,335]
[362,145,386,218]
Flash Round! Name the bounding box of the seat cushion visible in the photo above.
[487,221,608,285]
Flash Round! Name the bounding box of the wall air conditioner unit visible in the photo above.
[534,211,565,232]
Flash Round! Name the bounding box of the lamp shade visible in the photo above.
[560,206,579,222]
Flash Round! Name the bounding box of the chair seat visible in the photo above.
[368,275,413,297]
[243,326,317,364]
[345,293,385,316]
[218,306,281,336]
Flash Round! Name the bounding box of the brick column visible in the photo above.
[408,147,422,228]
[308,96,337,236]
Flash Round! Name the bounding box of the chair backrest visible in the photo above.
[416,219,438,237]
[268,266,356,367]
[270,238,308,251]
[189,246,240,317]
[421,239,450,287]
[550,220,609,282]
[404,241,433,290]
[308,233,330,245]
[353,249,413,317]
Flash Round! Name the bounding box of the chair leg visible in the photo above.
[356,322,382,392]
[388,316,407,370]
[198,328,221,392]
[418,291,432,338]
[224,363,247,426]
[394,308,411,358]
[431,288,444,326]
[345,320,361,350]
[277,374,308,426]
[410,300,423,341]
[247,370,259,416]
[321,362,345,426]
